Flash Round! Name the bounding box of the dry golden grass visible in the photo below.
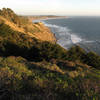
[0,16,56,43]
[68,71,79,78]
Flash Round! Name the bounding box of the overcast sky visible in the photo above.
[0,0,100,16]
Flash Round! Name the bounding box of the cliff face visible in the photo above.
[0,8,56,43]
[32,22,56,42]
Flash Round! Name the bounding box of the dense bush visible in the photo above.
[0,56,100,100]
[64,46,100,69]
[38,41,67,61]
[66,46,86,61]
[84,52,100,69]
[0,23,16,36]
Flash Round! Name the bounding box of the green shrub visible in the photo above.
[67,45,86,61]
[85,52,100,69]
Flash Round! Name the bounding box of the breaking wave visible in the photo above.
[33,19,100,54]
[42,21,83,48]
[32,18,100,55]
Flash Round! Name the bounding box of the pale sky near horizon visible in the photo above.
[0,0,100,16]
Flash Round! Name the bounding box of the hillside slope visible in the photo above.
[0,8,100,100]
[0,8,56,43]
[0,56,100,100]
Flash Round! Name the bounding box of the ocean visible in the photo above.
[40,17,100,54]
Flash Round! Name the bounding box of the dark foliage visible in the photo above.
[0,8,100,100]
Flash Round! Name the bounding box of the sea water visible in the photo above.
[41,17,100,54]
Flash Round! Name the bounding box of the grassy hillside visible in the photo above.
[0,56,100,100]
[0,8,56,42]
[0,8,100,100]
[0,8,30,26]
